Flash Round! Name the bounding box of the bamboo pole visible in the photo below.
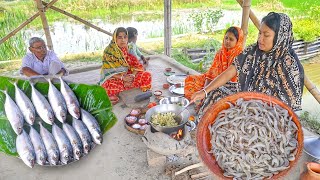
[240,0,252,48]
[236,0,320,104]
[35,0,54,50]
[0,0,59,45]
[42,1,112,36]
[236,0,260,29]
[164,0,172,57]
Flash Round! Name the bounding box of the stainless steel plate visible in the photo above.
[304,136,320,160]
[159,96,189,107]
[166,74,187,85]
[169,85,184,95]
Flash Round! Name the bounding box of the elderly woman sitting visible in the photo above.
[99,27,152,99]
[191,12,304,121]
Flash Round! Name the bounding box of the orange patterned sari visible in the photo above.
[184,27,244,99]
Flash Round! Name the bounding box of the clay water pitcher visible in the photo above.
[301,162,320,180]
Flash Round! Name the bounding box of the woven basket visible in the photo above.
[196,92,304,179]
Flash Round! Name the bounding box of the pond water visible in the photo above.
[22,10,247,56]
[301,62,320,118]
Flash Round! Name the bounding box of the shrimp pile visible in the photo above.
[209,98,298,179]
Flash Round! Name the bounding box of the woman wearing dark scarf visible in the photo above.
[99,27,152,99]
[191,12,304,121]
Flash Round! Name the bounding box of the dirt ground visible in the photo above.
[0,55,318,180]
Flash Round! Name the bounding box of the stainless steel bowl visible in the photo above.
[145,104,190,135]
[159,96,189,107]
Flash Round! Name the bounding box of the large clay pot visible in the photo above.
[301,162,320,180]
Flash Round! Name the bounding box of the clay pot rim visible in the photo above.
[307,162,320,175]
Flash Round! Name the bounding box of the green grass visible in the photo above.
[300,111,320,135]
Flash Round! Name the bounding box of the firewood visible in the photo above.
[174,162,203,176]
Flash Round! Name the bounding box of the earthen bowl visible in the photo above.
[163,83,170,89]
[196,92,304,179]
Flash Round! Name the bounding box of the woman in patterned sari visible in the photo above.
[184,26,244,100]
[191,12,304,122]
[99,27,152,98]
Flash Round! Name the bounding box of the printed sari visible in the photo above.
[99,28,151,96]
[184,27,244,99]
[197,13,304,122]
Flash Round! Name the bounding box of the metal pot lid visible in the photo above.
[304,137,320,159]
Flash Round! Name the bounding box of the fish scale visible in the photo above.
[46,78,68,123]
[1,89,24,135]
[52,123,73,165]
[39,122,59,165]
[63,123,83,160]
[16,130,35,168]
[12,81,35,125]
[59,77,81,119]
[29,125,47,165]
[72,118,92,154]
[81,108,103,145]
[30,82,54,125]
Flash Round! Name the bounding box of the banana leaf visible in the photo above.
[0,76,117,156]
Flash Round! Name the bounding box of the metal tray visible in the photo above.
[166,74,187,85]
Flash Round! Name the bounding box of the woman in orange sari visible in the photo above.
[184,26,244,100]
[99,27,152,98]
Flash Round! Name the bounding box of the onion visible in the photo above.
[132,123,141,129]
[130,109,140,116]
[126,116,137,124]
[140,124,148,130]
[138,119,147,125]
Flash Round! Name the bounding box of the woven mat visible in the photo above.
[119,88,150,108]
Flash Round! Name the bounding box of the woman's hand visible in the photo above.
[122,74,134,82]
[190,90,206,105]
[141,55,150,65]
[122,74,135,87]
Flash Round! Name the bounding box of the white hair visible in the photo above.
[29,37,45,47]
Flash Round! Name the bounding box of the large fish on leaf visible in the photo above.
[59,77,80,119]
[29,125,47,165]
[0,89,24,135]
[46,78,67,123]
[81,109,102,145]
[52,123,73,165]
[11,81,36,125]
[63,123,83,160]
[16,130,36,168]
[72,118,92,154]
[30,81,54,125]
[39,122,59,165]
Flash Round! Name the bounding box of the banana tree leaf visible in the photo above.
[0,76,117,156]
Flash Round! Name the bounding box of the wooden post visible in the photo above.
[236,0,320,104]
[42,1,113,36]
[35,0,53,50]
[240,0,251,48]
[164,0,172,57]
[0,0,59,45]
[236,0,260,29]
